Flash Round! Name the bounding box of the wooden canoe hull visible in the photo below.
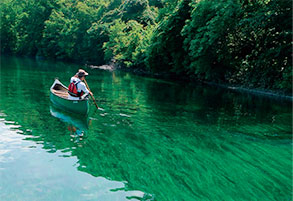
[50,79,89,115]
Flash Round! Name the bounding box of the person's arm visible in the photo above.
[80,82,91,99]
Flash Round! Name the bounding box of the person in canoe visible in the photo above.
[68,69,93,100]
[70,69,83,83]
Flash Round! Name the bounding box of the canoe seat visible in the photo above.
[51,89,69,98]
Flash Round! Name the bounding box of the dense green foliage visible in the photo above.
[1,0,292,93]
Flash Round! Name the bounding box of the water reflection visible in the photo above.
[0,113,152,201]
[1,56,292,201]
[50,105,89,138]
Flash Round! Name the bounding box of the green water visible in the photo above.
[0,56,292,201]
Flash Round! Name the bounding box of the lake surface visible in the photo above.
[0,56,292,201]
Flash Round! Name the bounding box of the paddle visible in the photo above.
[83,78,99,110]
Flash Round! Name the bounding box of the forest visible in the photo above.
[1,0,292,94]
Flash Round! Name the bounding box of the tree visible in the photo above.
[146,0,192,74]
[181,0,242,80]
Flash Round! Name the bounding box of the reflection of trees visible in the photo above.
[143,80,292,139]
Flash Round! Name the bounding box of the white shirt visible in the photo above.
[68,77,90,100]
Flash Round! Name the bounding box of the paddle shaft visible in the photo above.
[84,79,99,109]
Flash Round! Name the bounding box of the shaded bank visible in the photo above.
[204,82,293,102]
[91,62,293,102]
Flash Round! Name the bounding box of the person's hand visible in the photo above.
[89,91,93,96]
[81,93,89,99]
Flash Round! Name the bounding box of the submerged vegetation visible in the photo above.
[1,0,292,93]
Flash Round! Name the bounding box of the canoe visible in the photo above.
[50,79,89,115]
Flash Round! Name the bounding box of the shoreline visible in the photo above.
[203,81,293,102]
[89,62,293,102]
[5,55,291,102]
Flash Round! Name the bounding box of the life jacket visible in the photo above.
[68,81,84,97]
